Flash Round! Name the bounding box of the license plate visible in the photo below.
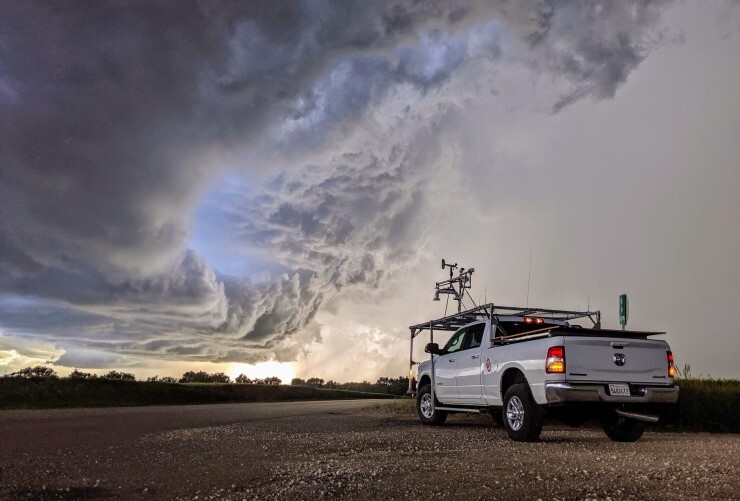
[609,384,631,396]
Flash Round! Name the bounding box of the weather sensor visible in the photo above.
[433,258,475,313]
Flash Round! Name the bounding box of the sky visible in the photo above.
[1,1,739,382]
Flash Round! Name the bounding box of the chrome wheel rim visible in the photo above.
[507,396,524,431]
[420,393,434,419]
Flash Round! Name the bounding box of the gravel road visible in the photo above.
[1,400,738,500]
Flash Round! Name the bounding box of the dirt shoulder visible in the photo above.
[1,400,738,500]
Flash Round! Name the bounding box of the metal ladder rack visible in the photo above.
[407,303,602,395]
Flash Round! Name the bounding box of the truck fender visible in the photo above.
[498,363,528,399]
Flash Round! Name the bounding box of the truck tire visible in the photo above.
[416,384,448,426]
[602,414,646,442]
[503,383,544,442]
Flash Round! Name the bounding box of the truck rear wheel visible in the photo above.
[602,414,646,442]
[416,384,448,426]
[503,383,544,442]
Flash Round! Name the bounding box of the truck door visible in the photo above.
[456,322,486,404]
[434,327,467,402]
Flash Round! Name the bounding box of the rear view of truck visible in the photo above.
[542,330,678,441]
[408,260,679,442]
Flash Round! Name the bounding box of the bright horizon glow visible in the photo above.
[229,361,296,383]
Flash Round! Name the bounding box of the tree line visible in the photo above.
[2,366,409,394]
[0,366,278,384]
[290,376,409,395]
[4,366,140,381]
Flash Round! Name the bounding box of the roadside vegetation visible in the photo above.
[289,376,409,395]
[2,366,737,433]
[0,366,405,410]
[659,377,740,433]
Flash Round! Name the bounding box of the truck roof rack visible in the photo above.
[409,303,601,338]
[406,260,604,395]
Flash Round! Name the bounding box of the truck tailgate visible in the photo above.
[563,336,670,384]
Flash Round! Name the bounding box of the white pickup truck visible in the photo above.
[409,304,679,442]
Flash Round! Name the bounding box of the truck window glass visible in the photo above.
[464,324,485,350]
[497,321,556,336]
[443,329,466,354]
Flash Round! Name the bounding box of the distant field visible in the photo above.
[0,378,398,410]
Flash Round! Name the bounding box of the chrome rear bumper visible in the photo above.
[545,382,679,404]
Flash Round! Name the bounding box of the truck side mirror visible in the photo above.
[425,342,443,355]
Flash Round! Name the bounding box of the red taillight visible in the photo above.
[546,346,565,374]
[667,351,676,378]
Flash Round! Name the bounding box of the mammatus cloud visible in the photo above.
[0,1,675,369]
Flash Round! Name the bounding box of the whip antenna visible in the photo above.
[526,248,532,307]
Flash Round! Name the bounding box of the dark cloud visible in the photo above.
[528,1,669,113]
[0,1,676,367]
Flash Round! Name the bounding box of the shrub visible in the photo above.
[179,371,231,384]
[69,369,96,379]
[103,370,136,381]
[6,366,58,378]
[146,375,178,383]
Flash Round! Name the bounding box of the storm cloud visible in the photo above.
[0,1,680,369]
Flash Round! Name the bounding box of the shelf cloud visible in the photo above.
[0,1,688,370]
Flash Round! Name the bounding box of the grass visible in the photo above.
[364,398,416,416]
[658,378,740,433]
[0,377,397,410]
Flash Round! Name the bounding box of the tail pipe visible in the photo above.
[615,409,659,423]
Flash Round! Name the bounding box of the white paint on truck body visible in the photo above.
[417,318,675,407]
